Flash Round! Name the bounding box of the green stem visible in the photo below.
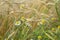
[55,3,60,21]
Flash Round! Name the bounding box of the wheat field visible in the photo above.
[0,0,60,40]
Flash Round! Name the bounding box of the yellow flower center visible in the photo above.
[52,28,55,31]
[16,21,19,24]
[58,26,60,29]
[51,18,56,21]
[15,21,21,25]
[38,36,42,39]
[40,19,46,24]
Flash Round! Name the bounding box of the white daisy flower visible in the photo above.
[15,21,21,26]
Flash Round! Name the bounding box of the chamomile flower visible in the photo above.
[51,28,55,31]
[40,19,46,24]
[38,36,42,39]
[15,21,21,26]
[37,19,46,25]
[21,16,25,21]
